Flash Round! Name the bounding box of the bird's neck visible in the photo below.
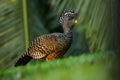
[62,23,72,39]
[62,23,71,34]
[62,23,73,48]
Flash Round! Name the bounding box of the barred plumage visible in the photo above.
[15,9,76,67]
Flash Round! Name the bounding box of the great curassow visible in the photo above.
[15,9,77,67]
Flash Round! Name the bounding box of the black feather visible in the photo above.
[15,55,32,67]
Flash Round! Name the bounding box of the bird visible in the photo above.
[15,9,77,67]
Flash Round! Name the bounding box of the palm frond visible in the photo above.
[0,0,25,69]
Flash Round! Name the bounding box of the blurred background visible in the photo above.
[0,0,120,79]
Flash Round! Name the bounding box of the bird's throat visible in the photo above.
[62,23,71,34]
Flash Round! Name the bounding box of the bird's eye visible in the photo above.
[68,14,70,17]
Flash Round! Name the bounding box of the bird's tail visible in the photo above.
[15,54,32,67]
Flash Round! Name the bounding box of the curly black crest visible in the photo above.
[59,9,75,24]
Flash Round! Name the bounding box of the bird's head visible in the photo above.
[59,9,78,26]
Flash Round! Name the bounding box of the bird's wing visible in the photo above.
[27,33,63,59]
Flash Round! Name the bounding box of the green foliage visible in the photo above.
[0,0,119,79]
[0,52,115,80]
